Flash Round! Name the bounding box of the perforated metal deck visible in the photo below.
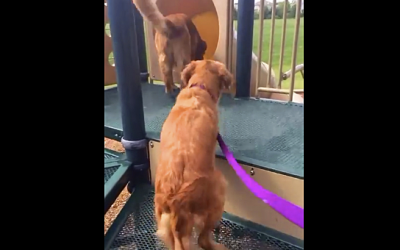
[104,149,131,214]
[106,185,303,250]
[105,152,119,184]
[105,152,117,159]
[105,166,119,184]
[104,84,304,178]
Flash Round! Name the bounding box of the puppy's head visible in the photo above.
[180,60,234,101]
[194,40,207,60]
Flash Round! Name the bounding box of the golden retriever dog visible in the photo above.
[132,0,207,94]
[155,60,233,250]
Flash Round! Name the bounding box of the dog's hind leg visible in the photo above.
[155,205,174,249]
[197,211,228,250]
[198,171,229,250]
[176,57,191,89]
[170,213,195,250]
[172,39,191,90]
[159,54,175,94]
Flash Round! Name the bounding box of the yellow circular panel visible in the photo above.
[191,11,219,60]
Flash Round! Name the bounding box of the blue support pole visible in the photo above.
[107,0,147,168]
[132,3,149,82]
[235,0,255,98]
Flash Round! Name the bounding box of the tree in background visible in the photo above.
[234,0,305,21]
[264,5,271,19]
[275,2,286,19]
[289,4,296,18]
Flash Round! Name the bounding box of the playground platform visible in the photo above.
[105,83,304,178]
[104,0,304,246]
[104,82,304,249]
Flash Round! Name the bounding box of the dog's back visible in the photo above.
[155,111,226,249]
[155,106,227,249]
[155,60,233,250]
[155,93,220,212]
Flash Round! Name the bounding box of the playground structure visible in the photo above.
[105,0,304,102]
[104,0,304,249]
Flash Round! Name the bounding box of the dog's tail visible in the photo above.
[132,0,179,37]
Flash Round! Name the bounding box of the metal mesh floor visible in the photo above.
[104,151,119,183]
[105,84,304,178]
[105,152,117,159]
[104,166,120,184]
[110,188,302,250]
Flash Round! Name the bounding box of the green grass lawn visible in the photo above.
[234,18,304,89]
[106,18,304,90]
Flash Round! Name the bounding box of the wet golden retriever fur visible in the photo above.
[155,60,234,250]
[132,0,207,94]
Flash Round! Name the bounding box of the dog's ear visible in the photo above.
[180,61,197,88]
[218,66,234,90]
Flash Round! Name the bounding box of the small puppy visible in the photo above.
[155,60,233,250]
[132,0,207,94]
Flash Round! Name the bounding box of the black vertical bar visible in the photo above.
[132,4,149,81]
[235,0,254,98]
[107,0,146,162]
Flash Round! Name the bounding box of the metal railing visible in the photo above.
[253,0,304,102]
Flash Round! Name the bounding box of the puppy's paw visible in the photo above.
[165,86,172,94]
[166,90,178,100]
[165,85,179,94]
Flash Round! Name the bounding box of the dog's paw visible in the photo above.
[168,91,178,100]
[165,85,179,93]
[164,86,179,99]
